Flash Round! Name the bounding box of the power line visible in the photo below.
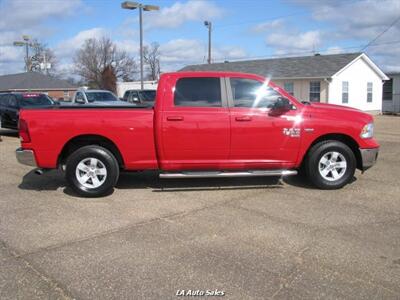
[214,0,363,31]
[360,15,400,51]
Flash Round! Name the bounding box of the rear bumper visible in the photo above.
[16,148,37,167]
[360,147,379,171]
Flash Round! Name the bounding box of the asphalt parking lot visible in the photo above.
[0,115,399,299]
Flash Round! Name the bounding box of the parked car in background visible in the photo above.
[72,89,125,105]
[122,89,156,106]
[0,92,54,129]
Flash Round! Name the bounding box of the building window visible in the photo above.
[284,82,294,96]
[342,81,349,103]
[63,91,69,99]
[383,79,393,101]
[367,82,373,103]
[309,81,320,102]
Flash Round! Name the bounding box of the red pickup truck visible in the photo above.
[16,72,379,197]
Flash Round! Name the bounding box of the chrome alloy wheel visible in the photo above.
[75,157,107,189]
[318,151,347,182]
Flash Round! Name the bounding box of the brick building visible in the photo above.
[0,72,77,100]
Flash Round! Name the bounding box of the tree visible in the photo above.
[143,42,160,81]
[101,65,117,93]
[73,37,137,88]
[29,40,57,75]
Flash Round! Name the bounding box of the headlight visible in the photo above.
[360,123,374,139]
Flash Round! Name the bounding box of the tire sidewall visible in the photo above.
[307,141,356,189]
[66,146,119,197]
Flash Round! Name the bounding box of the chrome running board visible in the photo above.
[159,170,297,179]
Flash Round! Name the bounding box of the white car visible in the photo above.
[72,89,126,105]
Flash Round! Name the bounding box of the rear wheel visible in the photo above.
[305,140,356,189]
[66,145,119,197]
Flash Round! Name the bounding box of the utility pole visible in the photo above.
[204,21,212,64]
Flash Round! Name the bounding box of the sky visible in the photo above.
[0,0,399,78]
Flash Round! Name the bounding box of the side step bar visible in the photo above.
[159,170,297,179]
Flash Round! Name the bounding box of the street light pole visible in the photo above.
[121,1,159,90]
[139,5,144,90]
[13,35,31,72]
[204,21,212,64]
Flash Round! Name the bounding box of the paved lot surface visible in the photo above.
[0,116,399,299]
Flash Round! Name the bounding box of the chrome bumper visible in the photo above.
[360,147,379,171]
[16,148,37,167]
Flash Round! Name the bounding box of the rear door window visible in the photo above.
[174,77,222,107]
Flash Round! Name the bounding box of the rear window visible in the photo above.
[174,77,221,107]
[139,90,156,103]
[86,92,118,102]
[20,94,54,106]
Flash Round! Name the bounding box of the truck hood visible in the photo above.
[308,102,361,112]
[305,102,373,124]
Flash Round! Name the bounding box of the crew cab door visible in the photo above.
[158,76,230,170]
[227,77,301,169]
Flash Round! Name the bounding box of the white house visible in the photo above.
[181,53,388,113]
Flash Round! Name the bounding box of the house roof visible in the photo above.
[180,52,366,79]
[0,72,77,91]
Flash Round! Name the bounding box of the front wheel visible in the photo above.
[305,140,356,189]
[65,145,119,197]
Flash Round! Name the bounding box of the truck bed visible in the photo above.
[19,106,158,170]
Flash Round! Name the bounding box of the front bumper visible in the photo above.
[360,147,379,171]
[16,148,37,167]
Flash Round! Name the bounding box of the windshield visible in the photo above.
[86,92,118,102]
[139,90,156,103]
[20,94,54,106]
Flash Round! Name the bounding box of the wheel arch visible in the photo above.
[302,133,362,170]
[58,134,124,168]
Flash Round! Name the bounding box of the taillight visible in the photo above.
[19,119,31,143]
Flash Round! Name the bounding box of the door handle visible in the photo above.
[167,116,184,121]
[235,116,252,121]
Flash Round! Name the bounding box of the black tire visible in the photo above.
[65,145,119,197]
[305,140,356,189]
